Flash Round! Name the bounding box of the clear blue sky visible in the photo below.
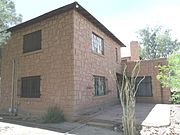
[14,0,180,56]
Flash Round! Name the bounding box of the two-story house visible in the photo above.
[0,2,125,119]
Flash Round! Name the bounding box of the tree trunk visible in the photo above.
[117,61,144,135]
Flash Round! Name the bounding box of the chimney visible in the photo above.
[130,41,140,61]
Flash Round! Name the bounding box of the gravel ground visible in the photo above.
[140,105,180,135]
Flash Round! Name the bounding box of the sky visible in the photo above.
[13,0,180,56]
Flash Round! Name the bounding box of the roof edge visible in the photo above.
[8,2,126,47]
[8,2,76,31]
[74,2,125,47]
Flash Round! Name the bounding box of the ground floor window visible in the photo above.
[21,76,40,98]
[93,75,107,96]
[135,76,152,97]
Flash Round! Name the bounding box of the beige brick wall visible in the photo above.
[1,7,169,120]
[0,9,123,119]
[124,58,170,103]
[0,10,75,118]
[73,10,122,114]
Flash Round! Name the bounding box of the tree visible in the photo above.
[157,53,180,103]
[137,26,180,60]
[0,0,22,46]
[117,61,144,135]
[157,53,180,90]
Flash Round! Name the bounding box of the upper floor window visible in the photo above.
[92,33,104,55]
[116,48,118,63]
[23,30,41,53]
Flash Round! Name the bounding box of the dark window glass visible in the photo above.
[93,76,106,96]
[21,76,40,98]
[135,76,152,97]
[23,30,41,53]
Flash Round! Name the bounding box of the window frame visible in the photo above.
[91,32,104,55]
[21,75,41,98]
[93,75,107,96]
[135,76,153,97]
[23,30,42,53]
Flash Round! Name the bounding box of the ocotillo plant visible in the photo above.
[117,61,144,135]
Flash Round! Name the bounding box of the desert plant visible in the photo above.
[41,106,65,123]
[117,61,144,135]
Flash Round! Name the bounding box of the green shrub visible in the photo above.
[170,91,180,104]
[41,106,65,123]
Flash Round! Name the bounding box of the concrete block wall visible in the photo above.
[73,10,122,114]
[124,58,170,103]
[0,10,75,118]
[0,9,123,119]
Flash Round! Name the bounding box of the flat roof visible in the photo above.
[9,2,125,47]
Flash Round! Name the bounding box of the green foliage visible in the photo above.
[137,26,180,59]
[157,53,180,104]
[0,0,22,46]
[170,92,180,104]
[41,106,65,123]
[157,53,180,90]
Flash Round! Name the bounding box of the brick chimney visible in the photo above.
[130,41,140,61]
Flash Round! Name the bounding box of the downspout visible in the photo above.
[10,59,15,114]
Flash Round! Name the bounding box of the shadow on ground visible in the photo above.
[0,103,156,135]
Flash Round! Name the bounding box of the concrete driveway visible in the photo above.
[82,103,156,125]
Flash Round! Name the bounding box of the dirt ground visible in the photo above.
[0,103,180,135]
[0,121,67,135]
[0,121,121,135]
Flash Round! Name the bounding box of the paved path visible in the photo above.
[1,103,179,135]
[72,126,121,135]
[84,103,156,125]
[0,121,121,135]
[0,122,73,135]
[141,104,170,127]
